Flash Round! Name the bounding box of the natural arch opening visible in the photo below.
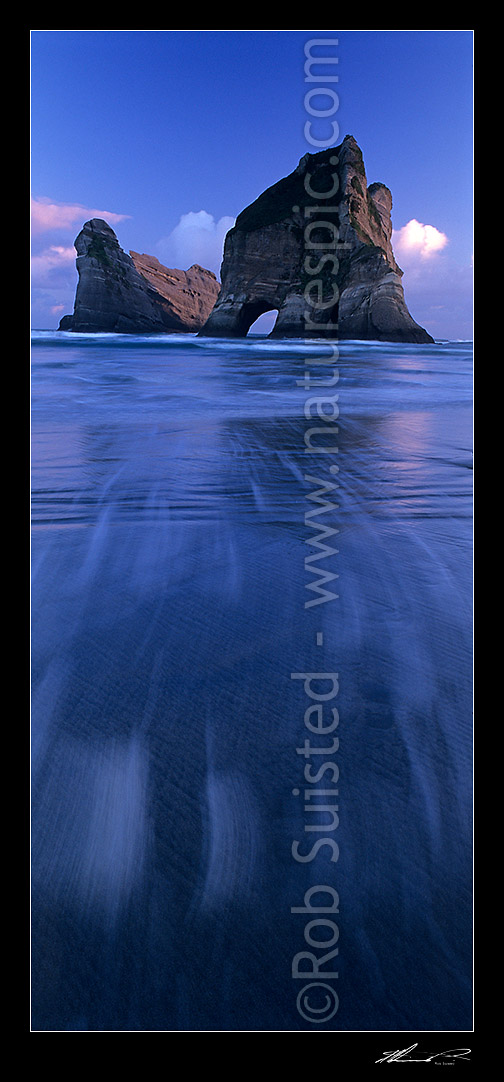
[237,300,278,336]
[247,309,279,336]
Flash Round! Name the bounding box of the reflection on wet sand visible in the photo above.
[31,335,472,1031]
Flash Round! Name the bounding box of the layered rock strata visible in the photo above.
[58,219,220,333]
[200,135,433,342]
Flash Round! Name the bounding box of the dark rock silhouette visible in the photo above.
[200,135,433,342]
[59,219,220,333]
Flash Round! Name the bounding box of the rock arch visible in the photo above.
[200,136,433,344]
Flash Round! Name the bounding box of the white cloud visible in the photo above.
[31,197,131,236]
[392,218,448,261]
[157,211,235,275]
[390,218,474,337]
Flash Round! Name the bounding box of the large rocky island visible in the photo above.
[58,219,220,333]
[59,137,433,342]
[200,135,433,342]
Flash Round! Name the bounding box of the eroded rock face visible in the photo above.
[129,253,221,332]
[58,219,220,333]
[200,135,433,343]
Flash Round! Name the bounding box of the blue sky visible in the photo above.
[31,30,473,338]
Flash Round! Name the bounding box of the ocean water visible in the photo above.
[31,330,473,1032]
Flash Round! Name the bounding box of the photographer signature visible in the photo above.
[376,1044,471,1064]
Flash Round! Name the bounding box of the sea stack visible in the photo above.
[200,135,433,342]
[58,219,220,333]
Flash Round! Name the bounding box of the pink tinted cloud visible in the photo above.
[31,245,77,284]
[31,197,131,235]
